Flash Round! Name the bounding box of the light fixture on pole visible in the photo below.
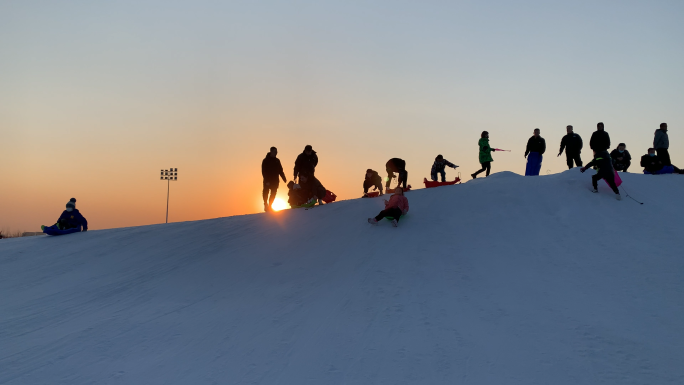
[160,168,178,223]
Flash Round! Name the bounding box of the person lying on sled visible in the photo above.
[430,155,458,182]
[43,198,88,232]
[367,186,409,227]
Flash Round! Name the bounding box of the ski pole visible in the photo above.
[619,185,644,205]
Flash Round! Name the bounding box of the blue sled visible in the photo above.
[644,166,674,175]
[42,226,82,236]
[525,152,543,176]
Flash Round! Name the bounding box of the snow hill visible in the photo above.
[2,170,683,385]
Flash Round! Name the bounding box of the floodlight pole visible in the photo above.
[160,168,178,224]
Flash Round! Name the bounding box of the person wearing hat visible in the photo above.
[430,155,458,182]
[363,169,383,196]
[471,131,496,179]
[610,143,632,172]
[293,145,318,181]
[42,198,88,232]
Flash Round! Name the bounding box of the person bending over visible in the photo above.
[363,169,384,196]
[367,187,409,227]
[385,158,408,190]
[581,151,621,200]
[431,155,458,182]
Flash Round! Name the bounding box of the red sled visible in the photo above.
[603,170,623,188]
[423,176,461,188]
[322,190,337,203]
[387,185,411,194]
[365,191,381,198]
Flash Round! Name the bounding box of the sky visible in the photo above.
[1,0,683,232]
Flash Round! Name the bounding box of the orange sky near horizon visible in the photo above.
[2,1,683,233]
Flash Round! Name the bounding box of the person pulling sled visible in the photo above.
[431,155,458,182]
[581,151,621,200]
[42,198,88,232]
[367,186,409,227]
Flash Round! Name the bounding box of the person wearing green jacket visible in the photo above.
[471,131,496,179]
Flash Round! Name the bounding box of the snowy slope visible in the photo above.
[1,169,683,385]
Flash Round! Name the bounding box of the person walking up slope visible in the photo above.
[367,186,409,227]
[262,147,287,211]
[558,125,583,169]
[524,128,546,176]
[471,131,496,179]
[581,150,621,200]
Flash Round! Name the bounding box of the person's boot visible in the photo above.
[368,218,378,225]
[391,219,398,227]
[264,203,270,212]
[615,194,622,201]
[591,188,598,193]
[471,173,477,179]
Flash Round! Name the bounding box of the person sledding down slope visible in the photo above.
[367,186,409,227]
[42,198,88,232]
[581,150,622,200]
[363,169,383,197]
[385,158,408,190]
[471,131,496,179]
[298,172,327,206]
[431,155,458,182]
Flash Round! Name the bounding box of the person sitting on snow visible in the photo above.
[287,181,309,207]
[363,169,383,196]
[367,186,409,227]
[299,172,327,205]
[43,198,88,231]
[610,143,632,172]
[581,151,621,200]
[431,155,458,182]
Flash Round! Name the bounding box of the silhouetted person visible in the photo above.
[641,148,666,174]
[294,145,318,180]
[431,155,458,182]
[558,125,583,169]
[524,128,546,176]
[363,169,383,196]
[610,143,631,172]
[654,123,671,166]
[581,151,621,200]
[42,198,88,232]
[471,131,495,179]
[385,158,408,190]
[299,172,327,205]
[262,147,287,211]
[590,122,611,152]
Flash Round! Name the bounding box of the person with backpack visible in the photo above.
[610,143,632,172]
[42,198,88,232]
[385,158,408,190]
[524,128,546,176]
[262,146,287,211]
[430,155,458,182]
[363,169,384,196]
[367,186,409,227]
[293,145,318,180]
[581,151,621,200]
[471,131,496,179]
[558,125,583,169]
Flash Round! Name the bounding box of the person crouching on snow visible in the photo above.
[367,186,409,227]
[431,155,458,182]
[580,150,621,200]
[43,198,88,231]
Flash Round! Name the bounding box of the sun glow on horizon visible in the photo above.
[271,198,288,211]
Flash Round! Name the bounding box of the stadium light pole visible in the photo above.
[160,168,178,223]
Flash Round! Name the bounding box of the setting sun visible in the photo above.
[271,198,288,211]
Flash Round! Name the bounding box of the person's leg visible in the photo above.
[591,174,601,190]
[363,180,371,193]
[485,162,491,176]
[399,170,408,189]
[575,153,583,167]
[566,153,574,169]
[262,181,270,205]
[389,207,403,222]
[430,170,438,182]
[623,161,631,172]
[657,148,671,166]
[374,209,391,221]
[439,170,446,182]
[472,164,486,177]
[268,185,278,206]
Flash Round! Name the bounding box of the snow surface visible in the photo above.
[1,169,683,385]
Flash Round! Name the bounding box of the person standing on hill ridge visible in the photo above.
[654,123,671,166]
[524,128,546,176]
[558,125,583,169]
[294,145,318,181]
[262,147,287,211]
[471,131,496,179]
[590,122,611,152]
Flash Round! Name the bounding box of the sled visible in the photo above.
[364,191,381,198]
[292,200,317,209]
[643,166,675,175]
[387,185,411,194]
[603,169,623,188]
[525,152,543,176]
[322,190,337,203]
[42,226,81,236]
[385,214,405,221]
[423,176,461,188]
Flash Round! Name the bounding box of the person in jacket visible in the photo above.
[43,198,88,231]
[385,158,408,190]
[363,169,383,196]
[299,172,327,205]
[293,145,318,180]
[367,186,409,227]
[471,131,496,179]
[262,147,287,211]
[654,123,671,166]
[558,125,583,169]
[524,128,546,176]
[590,122,611,152]
[581,151,621,200]
[287,181,309,207]
[431,155,458,182]
[640,148,666,174]
[610,143,631,172]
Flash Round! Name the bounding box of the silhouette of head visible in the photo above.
[597,122,604,131]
